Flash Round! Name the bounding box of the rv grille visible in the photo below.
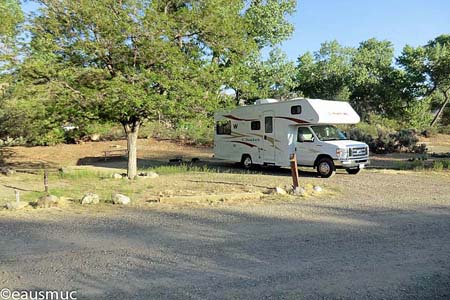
[349,147,367,157]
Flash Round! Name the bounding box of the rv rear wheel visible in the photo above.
[346,168,361,175]
[241,155,253,169]
[316,157,336,178]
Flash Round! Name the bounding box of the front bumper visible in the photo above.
[334,157,370,168]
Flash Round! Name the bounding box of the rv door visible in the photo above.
[263,111,276,163]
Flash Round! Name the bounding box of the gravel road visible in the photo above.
[1,171,450,299]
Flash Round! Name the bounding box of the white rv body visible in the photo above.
[214,98,369,176]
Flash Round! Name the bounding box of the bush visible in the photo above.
[420,126,439,138]
[438,125,450,135]
[432,161,444,171]
[348,124,422,154]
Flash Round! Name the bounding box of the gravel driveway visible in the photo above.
[1,171,450,299]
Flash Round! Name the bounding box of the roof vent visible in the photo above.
[254,99,279,105]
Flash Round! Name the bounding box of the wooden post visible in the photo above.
[44,170,49,194]
[290,153,299,188]
[14,189,20,203]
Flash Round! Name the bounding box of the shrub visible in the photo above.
[432,161,444,171]
[412,143,428,154]
[348,124,422,154]
[441,160,450,169]
[438,125,450,135]
[420,127,439,138]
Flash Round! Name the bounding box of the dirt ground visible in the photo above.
[0,139,450,299]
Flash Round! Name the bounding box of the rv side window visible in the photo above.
[251,121,260,130]
[216,121,231,135]
[291,105,302,115]
[264,117,273,133]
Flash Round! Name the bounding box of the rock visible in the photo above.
[293,186,306,196]
[37,195,59,208]
[270,187,287,195]
[6,201,29,210]
[90,133,101,141]
[112,193,131,205]
[138,172,159,179]
[112,173,124,179]
[313,185,323,192]
[81,192,100,205]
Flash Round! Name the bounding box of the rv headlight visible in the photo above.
[336,148,348,159]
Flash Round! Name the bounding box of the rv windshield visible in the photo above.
[311,125,347,141]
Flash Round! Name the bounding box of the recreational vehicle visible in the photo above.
[213,98,369,177]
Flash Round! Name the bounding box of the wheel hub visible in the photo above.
[319,162,330,174]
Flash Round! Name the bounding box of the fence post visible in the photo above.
[290,153,299,188]
[44,170,49,194]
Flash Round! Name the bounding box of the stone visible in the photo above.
[293,186,306,196]
[112,193,131,205]
[313,185,323,192]
[112,173,123,179]
[138,172,159,179]
[271,187,287,195]
[90,133,101,141]
[6,201,29,210]
[37,195,59,208]
[81,192,100,205]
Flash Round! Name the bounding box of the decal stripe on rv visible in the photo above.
[274,116,309,124]
[231,141,258,148]
[223,115,258,121]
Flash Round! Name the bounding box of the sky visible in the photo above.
[282,0,450,60]
[22,0,450,61]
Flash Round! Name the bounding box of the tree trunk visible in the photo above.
[123,121,140,179]
[431,89,449,127]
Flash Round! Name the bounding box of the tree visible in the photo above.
[237,48,297,103]
[295,40,353,101]
[0,0,24,72]
[398,35,450,126]
[21,0,295,178]
[349,38,405,119]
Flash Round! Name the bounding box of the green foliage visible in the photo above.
[432,160,444,171]
[245,0,296,48]
[0,0,24,71]
[296,40,353,100]
[398,35,450,126]
[348,119,421,154]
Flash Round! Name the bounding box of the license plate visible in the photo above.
[359,164,365,169]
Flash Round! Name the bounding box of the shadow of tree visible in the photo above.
[1,203,449,299]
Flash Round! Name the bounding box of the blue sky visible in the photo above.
[22,0,449,60]
[282,0,450,60]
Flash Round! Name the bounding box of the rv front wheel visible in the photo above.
[241,155,253,169]
[316,158,336,178]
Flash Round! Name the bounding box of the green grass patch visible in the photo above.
[142,164,257,175]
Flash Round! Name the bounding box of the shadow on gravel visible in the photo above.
[1,204,450,299]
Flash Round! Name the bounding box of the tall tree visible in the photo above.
[238,48,297,103]
[21,0,295,178]
[0,0,24,72]
[295,40,353,101]
[349,38,403,118]
[398,35,450,126]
